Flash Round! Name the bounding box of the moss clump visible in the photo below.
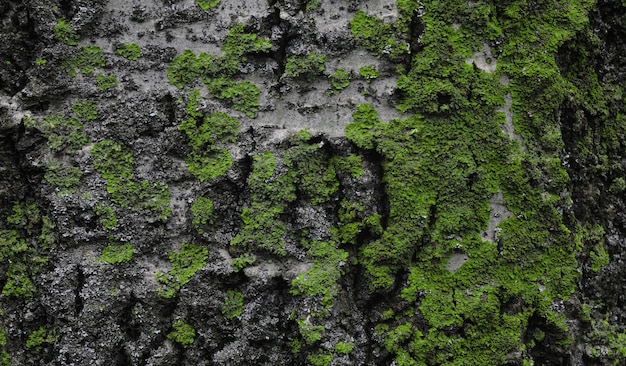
[179,91,239,181]
[285,52,327,80]
[331,154,364,179]
[54,19,78,46]
[91,140,171,218]
[359,65,380,83]
[349,10,408,60]
[72,100,98,121]
[329,69,350,93]
[334,341,354,355]
[99,243,134,264]
[230,253,256,272]
[25,327,57,351]
[307,352,333,366]
[230,151,296,256]
[44,160,82,195]
[157,243,208,298]
[167,25,270,89]
[116,43,141,60]
[298,319,325,346]
[96,74,118,91]
[284,133,339,205]
[95,204,117,230]
[291,240,348,309]
[1,203,55,298]
[221,290,244,319]
[43,115,89,154]
[191,197,213,234]
[167,50,207,89]
[0,330,7,366]
[62,46,105,76]
[344,104,379,150]
[167,321,196,347]
[197,0,220,10]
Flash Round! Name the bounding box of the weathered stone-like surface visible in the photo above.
[1,0,626,365]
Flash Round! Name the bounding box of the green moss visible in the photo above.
[7,201,40,235]
[179,99,239,181]
[291,240,348,309]
[334,341,354,355]
[345,104,379,150]
[221,24,272,63]
[0,351,8,366]
[72,100,98,121]
[43,115,89,154]
[191,197,213,234]
[329,69,350,93]
[590,242,610,273]
[230,151,296,256]
[285,52,327,80]
[99,243,134,264]
[44,160,82,195]
[219,81,260,118]
[35,58,47,66]
[25,327,57,351]
[63,46,105,76]
[359,65,380,83]
[168,25,269,89]
[95,204,117,229]
[168,50,205,89]
[96,74,118,91]
[349,10,408,60]
[298,319,325,346]
[197,0,220,10]
[307,352,333,366]
[230,253,256,272]
[222,290,244,319]
[331,154,364,179]
[54,19,78,46]
[167,321,196,347]
[116,43,141,60]
[284,136,339,205]
[157,243,208,298]
[290,338,302,354]
[92,140,171,218]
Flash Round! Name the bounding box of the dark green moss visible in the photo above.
[349,10,408,60]
[44,160,82,195]
[92,140,171,218]
[116,43,141,60]
[96,74,118,91]
[284,135,339,205]
[329,69,350,93]
[157,243,208,298]
[99,243,134,264]
[43,115,89,154]
[197,0,220,10]
[179,93,239,181]
[230,151,295,256]
[25,327,57,351]
[191,197,213,234]
[167,321,196,347]
[62,46,105,76]
[72,100,98,121]
[53,19,78,46]
[291,240,348,309]
[359,65,380,83]
[285,52,327,80]
[221,290,244,319]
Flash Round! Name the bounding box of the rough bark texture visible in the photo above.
[1,0,626,365]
